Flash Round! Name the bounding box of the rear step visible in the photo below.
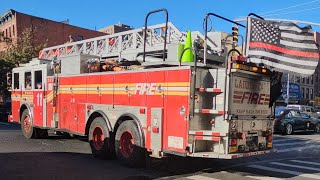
[197,87,222,93]
[194,109,224,115]
[189,130,221,141]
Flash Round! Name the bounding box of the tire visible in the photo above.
[315,123,320,134]
[21,109,36,139]
[115,120,146,167]
[88,117,114,159]
[284,123,293,135]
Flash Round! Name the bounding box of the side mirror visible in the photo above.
[6,72,12,91]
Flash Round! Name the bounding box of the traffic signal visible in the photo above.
[232,26,239,43]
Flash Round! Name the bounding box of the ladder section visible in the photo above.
[39,22,183,60]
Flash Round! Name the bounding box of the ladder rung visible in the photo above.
[197,88,222,93]
[194,109,224,115]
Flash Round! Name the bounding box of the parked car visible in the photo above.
[274,108,320,135]
[286,105,320,118]
[0,102,11,122]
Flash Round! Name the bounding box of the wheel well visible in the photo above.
[85,112,104,135]
[19,105,28,122]
[114,115,144,146]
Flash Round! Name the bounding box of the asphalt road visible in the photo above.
[1,122,320,180]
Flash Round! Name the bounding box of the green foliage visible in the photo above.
[0,27,46,66]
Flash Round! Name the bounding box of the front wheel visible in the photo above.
[284,123,293,135]
[315,123,320,134]
[21,109,36,139]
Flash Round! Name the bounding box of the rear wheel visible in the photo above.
[115,120,146,167]
[89,117,114,159]
[285,123,293,135]
[21,109,36,139]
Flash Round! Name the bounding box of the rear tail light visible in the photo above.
[230,139,237,146]
[266,135,272,142]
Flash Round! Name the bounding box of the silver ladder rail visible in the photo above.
[39,22,184,60]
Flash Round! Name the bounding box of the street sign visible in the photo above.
[281,83,302,100]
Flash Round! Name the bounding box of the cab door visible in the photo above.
[33,69,46,127]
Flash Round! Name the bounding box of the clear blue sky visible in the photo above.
[1,0,320,34]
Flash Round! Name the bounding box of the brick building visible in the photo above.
[99,23,132,35]
[0,9,106,51]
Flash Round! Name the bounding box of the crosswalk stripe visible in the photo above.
[290,160,320,166]
[273,138,298,143]
[0,122,9,126]
[276,145,320,153]
[245,175,283,180]
[275,141,312,147]
[186,175,220,180]
[247,165,320,179]
[271,162,320,171]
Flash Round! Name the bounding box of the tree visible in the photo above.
[0,27,46,66]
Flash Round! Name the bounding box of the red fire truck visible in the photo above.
[8,10,274,166]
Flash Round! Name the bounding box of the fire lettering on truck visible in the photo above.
[135,83,157,95]
[233,91,269,105]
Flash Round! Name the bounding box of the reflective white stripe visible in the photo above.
[281,32,314,41]
[245,175,283,180]
[277,144,320,153]
[186,175,220,180]
[249,58,315,75]
[279,25,305,33]
[271,162,320,171]
[290,160,320,166]
[249,50,318,66]
[247,164,320,179]
[280,39,318,50]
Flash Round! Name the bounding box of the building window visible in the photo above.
[5,28,7,37]
[311,75,314,85]
[12,25,15,37]
[306,88,309,99]
[9,26,11,37]
[311,89,314,100]
[307,77,310,84]
[302,77,305,84]
[317,74,319,82]
[296,76,300,83]
[302,87,305,98]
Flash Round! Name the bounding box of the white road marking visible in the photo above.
[276,145,320,153]
[273,139,297,143]
[271,162,320,171]
[245,175,283,180]
[0,122,9,126]
[186,175,220,180]
[247,164,320,179]
[275,141,312,147]
[290,160,320,166]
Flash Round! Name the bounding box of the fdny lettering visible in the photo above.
[240,92,269,105]
[234,79,264,90]
[135,83,157,95]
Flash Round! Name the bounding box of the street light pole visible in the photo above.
[286,73,290,105]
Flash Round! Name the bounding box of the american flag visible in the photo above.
[246,18,319,76]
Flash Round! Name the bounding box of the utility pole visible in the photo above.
[285,73,290,105]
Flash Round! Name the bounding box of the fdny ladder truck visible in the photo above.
[8,10,274,166]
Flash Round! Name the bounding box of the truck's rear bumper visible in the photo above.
[187,149,272,159]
